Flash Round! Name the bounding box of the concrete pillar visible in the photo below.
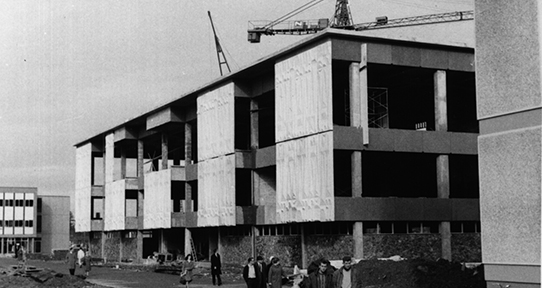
[161,133,168,170]
[185,181,193,212]
[120,147,126,179]
[434,70,451,261]
[250,99,259,149]
[300,224,307,268]
[353,222,364,259]
[137,140,144,262]
[184,228,192,257]
[185,122,192,163]
[101,231,107,262]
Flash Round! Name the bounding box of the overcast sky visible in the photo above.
[0,0,473,208]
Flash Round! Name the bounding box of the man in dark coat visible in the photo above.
[243,257,260,288]
[256,256,267,288]
[306,259,334,288]
[211,248,222,285]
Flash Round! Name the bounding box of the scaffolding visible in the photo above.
[368,87,389,128]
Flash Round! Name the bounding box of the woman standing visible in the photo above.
[181,254,196,288]
[267,257,287,288]
[82,249,92,277]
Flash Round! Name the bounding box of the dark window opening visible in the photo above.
[171,181,186,212]
[25,200,33,207]
[189,181,198,212]
[191,120,198,163]
[334,150,352,197]
[37,198,41,212]
[125,190,138,217]
[36,216,41,232]
[447,71,478,133]
[258,91,276,148]
[235,98,251,150]
[15,200,23,207]
[332,60,351,126]
[368,64,435,130]
[449,155,479,198]
[91,197,104,219]
[236,169,252,206]
[34,240,41,253]
[362,151,438,197]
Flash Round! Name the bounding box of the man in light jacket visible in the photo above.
[332,256,356,288]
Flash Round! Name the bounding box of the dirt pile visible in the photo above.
[0,268,107,288]
[354,259,485,288]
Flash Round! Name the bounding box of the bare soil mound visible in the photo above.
[355,259,485,288]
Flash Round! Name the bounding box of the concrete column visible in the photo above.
[185,181,193,212]
[434,70,451,261]
[120,147,126,179]
[137,140,144,261]
[101,231,107,262]
[353,222,364,259]
[161,133,168,170]
[350,62,363,198]
[184,228,192,257]
[185,122,192,163]
[300,224,307,268]
[250,99,259,149]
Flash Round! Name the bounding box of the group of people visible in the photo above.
[243,255,292,288]
[242,255,356,288]
[65,244,92,277]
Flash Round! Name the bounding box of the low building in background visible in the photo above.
[0,187,69,256]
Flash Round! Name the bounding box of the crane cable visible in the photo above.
[263,0,324,29]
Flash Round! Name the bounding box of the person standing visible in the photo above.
[77,245,85,268]
[306,259,334,288]
[17,244,26,272]
[181,254,196,288]
[256,256,267,288]
[243,257,259,288]
[211,248,222,286]
[332,256,356,288]
[65,245,77,275]
[267,257,287,288]
[82,249,92,277]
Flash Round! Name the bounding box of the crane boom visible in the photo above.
[354,10,473,31]
[248,5,474,43]
[208,11,231,76]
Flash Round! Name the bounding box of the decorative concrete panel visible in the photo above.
[276,132,334,223]
[275,40,333,142]
[475,0,542,118]
[479,127,541,264]
[104,180,125,231]
[144,170,172,229]
[197,154,235,227]
[75,143,92,232]
[197,82,235,161]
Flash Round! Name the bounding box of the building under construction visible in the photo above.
[74,29,480,267]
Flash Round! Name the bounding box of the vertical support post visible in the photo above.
[251,226,256,258]
[360,43,369,145]
[353,222,364,260]
[185,122,192,164]
[434,70,451,261]
[137,140,144,262]
[250,98,259,150]
[120,147,126,180]
[184,228,192,257]
[161,133,168,170]
[300,224,307,269]
[349,62,363,198]
[185,122,193,212]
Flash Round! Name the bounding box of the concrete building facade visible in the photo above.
[74,30,481,267]
[475,1,541,287]
[0,187,69,256]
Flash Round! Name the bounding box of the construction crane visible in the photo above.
[247,0,473,43]
[208,11,231,76]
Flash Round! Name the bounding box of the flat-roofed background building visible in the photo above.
[0,187,69,256]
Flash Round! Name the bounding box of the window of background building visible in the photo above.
[6,200,13,207]
[15,200,23,207]
[37,216,42,233]
[34,238,41,253]
[0,199,3,206]
[25,199,33,207]
[15,220,23,227]
[37,198,42,213]
[25,220,33,227]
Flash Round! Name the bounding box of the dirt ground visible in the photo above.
[0,257,485,288]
